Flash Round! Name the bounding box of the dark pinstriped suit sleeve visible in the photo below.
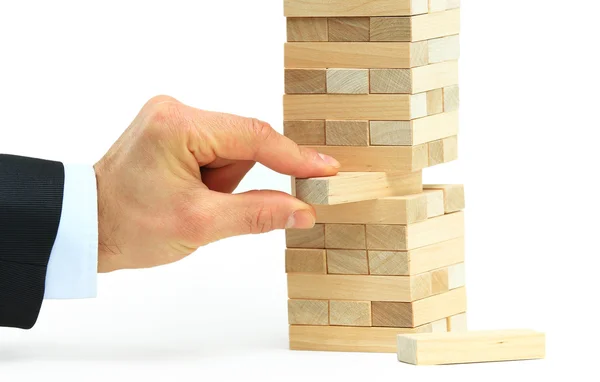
[0,154,65,329]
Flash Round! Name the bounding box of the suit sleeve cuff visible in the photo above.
[44,163,98,299]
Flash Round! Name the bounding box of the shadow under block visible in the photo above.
[447,312,467,332]
[285,69,326,94]
[328,17,370,42]
[428,136,458,166]
[366,211,464,251]
[424,184,464,213]
[326,69,369,94]
[287,273,432,302]
[284,0,429,17]
[329,300,372,326]
[285,249,327,274]
[289,322,446,353]
[396,330,546,365]
[287,299,329,325]
[295,171,423,205]
[287,18,328,42]
[370,61,459,94]
[370,111,458,146]
[370,8,460,42]
[283,120,325,145]
[325,120,369,146]
[372,287,467,327]
[286,224,325,248]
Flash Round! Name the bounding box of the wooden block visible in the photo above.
[286,224,325,248]
[295,171,423,205]
[289,323,445,353]
[327,249,368,274]
[301,145,429,172]
[329,301,372,326]
[370,9,459,42]
[372,287,467,327]
[285,69,326,94]
[426,88,444,115]
[284,42,428,69]
[370,111,458,146]
[431,267,449,294]
[328,18,369,42]
[325,224,366,249]
[370,61,459,94]
[429,0,461,13]
[396,330,546,365]
[447,312,467,332]
[287,18,328,42]
[285,249,327,274]
[314,193,428,225]
[448,262,465,289]
[428,136,458,166]
[284,94,427,120]
[370,17,411,42]
[423,189,445,218]
[288,299,329,325]
[428,35,460,64]
[284,0,429,17]
[326,69,369,94]
[368,237,465,276]
[443,85,459,112]
[424,184,465,213]
[326,120,369,146]
[367,211,464,251]
[284,120,326,145]
[287,273,432,302]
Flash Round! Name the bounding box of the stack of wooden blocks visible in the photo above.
[283,0,466,353]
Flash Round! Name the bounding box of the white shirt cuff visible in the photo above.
[44,163,98,299]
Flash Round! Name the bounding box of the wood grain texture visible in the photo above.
[428,35,460,64]
[424,184,465,213]
[287,273,432,302]
[326,69,369,94]
[287,18,328,42]
[370,69,412,93]
[295,171,423,205]
[443,85,459,111]
[368,237,465,276]
[396,330,546,365]
[428,135,458,166]
[423,189,445,218]
[327,249,369,274]
[370,61,458,94]
[285,69,326,94]
[286,224,325,248]
[431,267,449,294]
[285,249,327,274]
[447,312,467,332]
[284,94,427,120]
[301,145,429,172]
[372,287,467,327]
[284,0,429,17]
[325,224,366,249]
[289,323,445,353]
[328,17,370,41]
[411,8,460,42]
[370,111,458,146]
[427,88,444,115]
[284,120,326,145]
[288,299,329,325]
[284,42,428,69]
[326,120,369,146]
[329,301,372,326]
[370,17,411,42]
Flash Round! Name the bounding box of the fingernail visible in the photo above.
[286,210,316,229]
[318,153,341,168]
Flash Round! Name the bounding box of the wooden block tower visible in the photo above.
[283,0,465,353]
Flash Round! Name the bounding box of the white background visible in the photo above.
[1,0,598,380]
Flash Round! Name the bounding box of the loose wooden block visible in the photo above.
[428,35,460,64]
[370,9,459,42]
[314,193,428,225]
[424,184,465,213]
[325,224,366,249]
[285,69,326,94]
[372,287,467,327]
[448,262,465,289]
[426,88,444,115]
[370,111,458,146]
[301,145,429,172]
[288,299,329,325]
[327,249,368,274]
[396,330,546,365]
[287,18,328,42]
[428,136,458,166]
[328,18,370,42]
[431,267,449,294]
[284,94,427,120]
[367,211,464,251]
[326,69,369,94]
[284,42,428,69]
[423,190,445,218]
[326,120,369,146]
[447,312,467,332]
[283,120,326,145]
[287,273,432,302]
[443,85,459,111]
[429,0,461,12]
[284,0,429,17]
[286,224,325,248]
[370,61,459,94]
[329,301,372,326]
[295,171,423,205]
[368,237,465,276]
[289,323,446,353]
[285,249,327,274]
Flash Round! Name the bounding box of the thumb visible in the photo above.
[201,190,316,241]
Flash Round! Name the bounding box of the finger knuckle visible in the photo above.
[249,118,274,143]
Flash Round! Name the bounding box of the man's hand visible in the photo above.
[94,96,340,273]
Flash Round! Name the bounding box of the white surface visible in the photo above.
[0,0,598,380]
